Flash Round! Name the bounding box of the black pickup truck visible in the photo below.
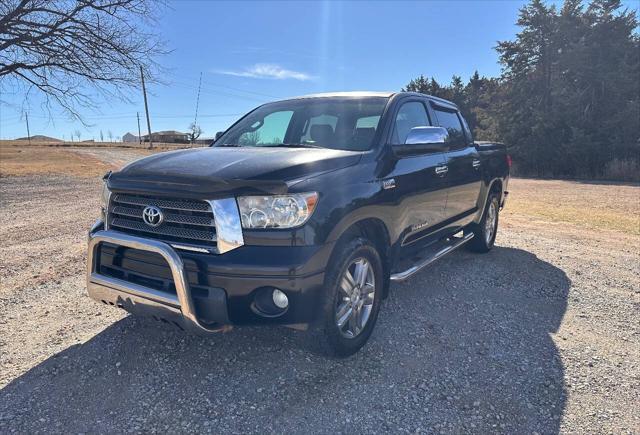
[88,91,510,356]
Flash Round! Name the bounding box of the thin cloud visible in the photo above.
[215,63,313,81]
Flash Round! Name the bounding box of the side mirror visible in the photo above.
[393,126,449,156]
[405,126,448,145]
[214,131,224,142]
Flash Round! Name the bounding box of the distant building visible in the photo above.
[141,130,189,144]
[194,137,215,145]
[122,132,139,143]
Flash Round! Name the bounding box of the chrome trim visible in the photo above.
[435,165,449,175]
[90,218,104,236]
[390,232,474,282]
[207,198,244,254]
[404,126,448,145]
[472,159,481,169]
[90,272,179,306]
[170,243,211,253]
[88,282,187,329]
[103,189,112,230]
[87,229,221,333]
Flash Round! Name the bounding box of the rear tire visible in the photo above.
[318,237,383,357]
[467,192,500,253]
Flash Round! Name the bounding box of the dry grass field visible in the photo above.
[505,178,640,235]
[0,145,153,177]
[0,145,638,433]
[0,139,203,150]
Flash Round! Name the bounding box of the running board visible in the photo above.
[390,232,474,282]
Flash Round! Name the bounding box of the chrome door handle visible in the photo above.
[472,159,481,169]
[435,165,448,176]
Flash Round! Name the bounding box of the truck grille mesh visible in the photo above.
[108,194,216,249]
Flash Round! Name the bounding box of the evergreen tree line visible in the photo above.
[403,0,639,180]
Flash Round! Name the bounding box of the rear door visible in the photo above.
[385,99,448,246]
[431,103,482,220]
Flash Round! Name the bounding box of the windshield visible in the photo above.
[215,97,389,151]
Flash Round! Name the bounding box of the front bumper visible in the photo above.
[87,226,330,333]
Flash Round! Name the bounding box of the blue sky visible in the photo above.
[1,0,634,140]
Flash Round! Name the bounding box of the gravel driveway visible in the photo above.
[0,154,638,433]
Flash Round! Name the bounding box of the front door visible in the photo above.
[384,100,448,246]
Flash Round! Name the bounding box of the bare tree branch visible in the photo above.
[188,122,202,143]
[0,0,167,121]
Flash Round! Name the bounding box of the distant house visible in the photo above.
[194,137,215,145]
[141,130,189,144]
[122,132,139,143]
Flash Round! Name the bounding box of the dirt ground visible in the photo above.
[0,147,638,433]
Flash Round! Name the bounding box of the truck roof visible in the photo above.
[286,91,458,109]
[290,91,394,99]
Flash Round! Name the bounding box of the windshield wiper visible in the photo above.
[216,143,241,147]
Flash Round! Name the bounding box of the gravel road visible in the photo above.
[0,152,638,433]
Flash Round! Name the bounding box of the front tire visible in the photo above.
[319,238,383,357]
[467,192,500,253]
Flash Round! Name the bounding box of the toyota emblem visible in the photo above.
[142,205,164,227]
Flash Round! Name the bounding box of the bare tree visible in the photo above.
[74,129,81,141]
[0,0,166,121]
[99,130,104,142]
[188,122,202,143]
[107,130,113,142]
[239,131,260,146]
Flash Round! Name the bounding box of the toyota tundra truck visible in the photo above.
[87,91,510,356]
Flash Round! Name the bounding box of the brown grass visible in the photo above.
[504,178,640,235]
[1,146,123,177]
[0,139,203,150]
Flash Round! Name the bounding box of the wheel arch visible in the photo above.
[475,178,504,223]
[330,217,393,299]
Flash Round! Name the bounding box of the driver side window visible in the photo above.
[391,101,431,144]
[238,110,293,146]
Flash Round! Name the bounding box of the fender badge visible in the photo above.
[382,178,396,190]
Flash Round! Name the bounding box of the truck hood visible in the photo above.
[108,146,362,197]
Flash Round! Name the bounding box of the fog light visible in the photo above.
[272,289,289,309]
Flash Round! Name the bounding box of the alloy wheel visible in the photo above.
[335,257,375,338]
[485,200,498,245]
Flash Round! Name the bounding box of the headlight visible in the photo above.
[237,193,318,229]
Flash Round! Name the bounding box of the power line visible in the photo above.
[154,113,242,119]
[171,82,268,103]
[176,71,281,99]
[194,72,202,128]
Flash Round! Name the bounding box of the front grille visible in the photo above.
[108,194,216,250]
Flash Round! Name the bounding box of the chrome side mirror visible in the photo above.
[393,126,449,156]
[404,126,448,145]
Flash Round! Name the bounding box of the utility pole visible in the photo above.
[137,112,142,145]
[24,112,31,146]
[140,65,153,149]
[192,71,202,144]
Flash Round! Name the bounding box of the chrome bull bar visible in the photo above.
[87,229,226,333]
